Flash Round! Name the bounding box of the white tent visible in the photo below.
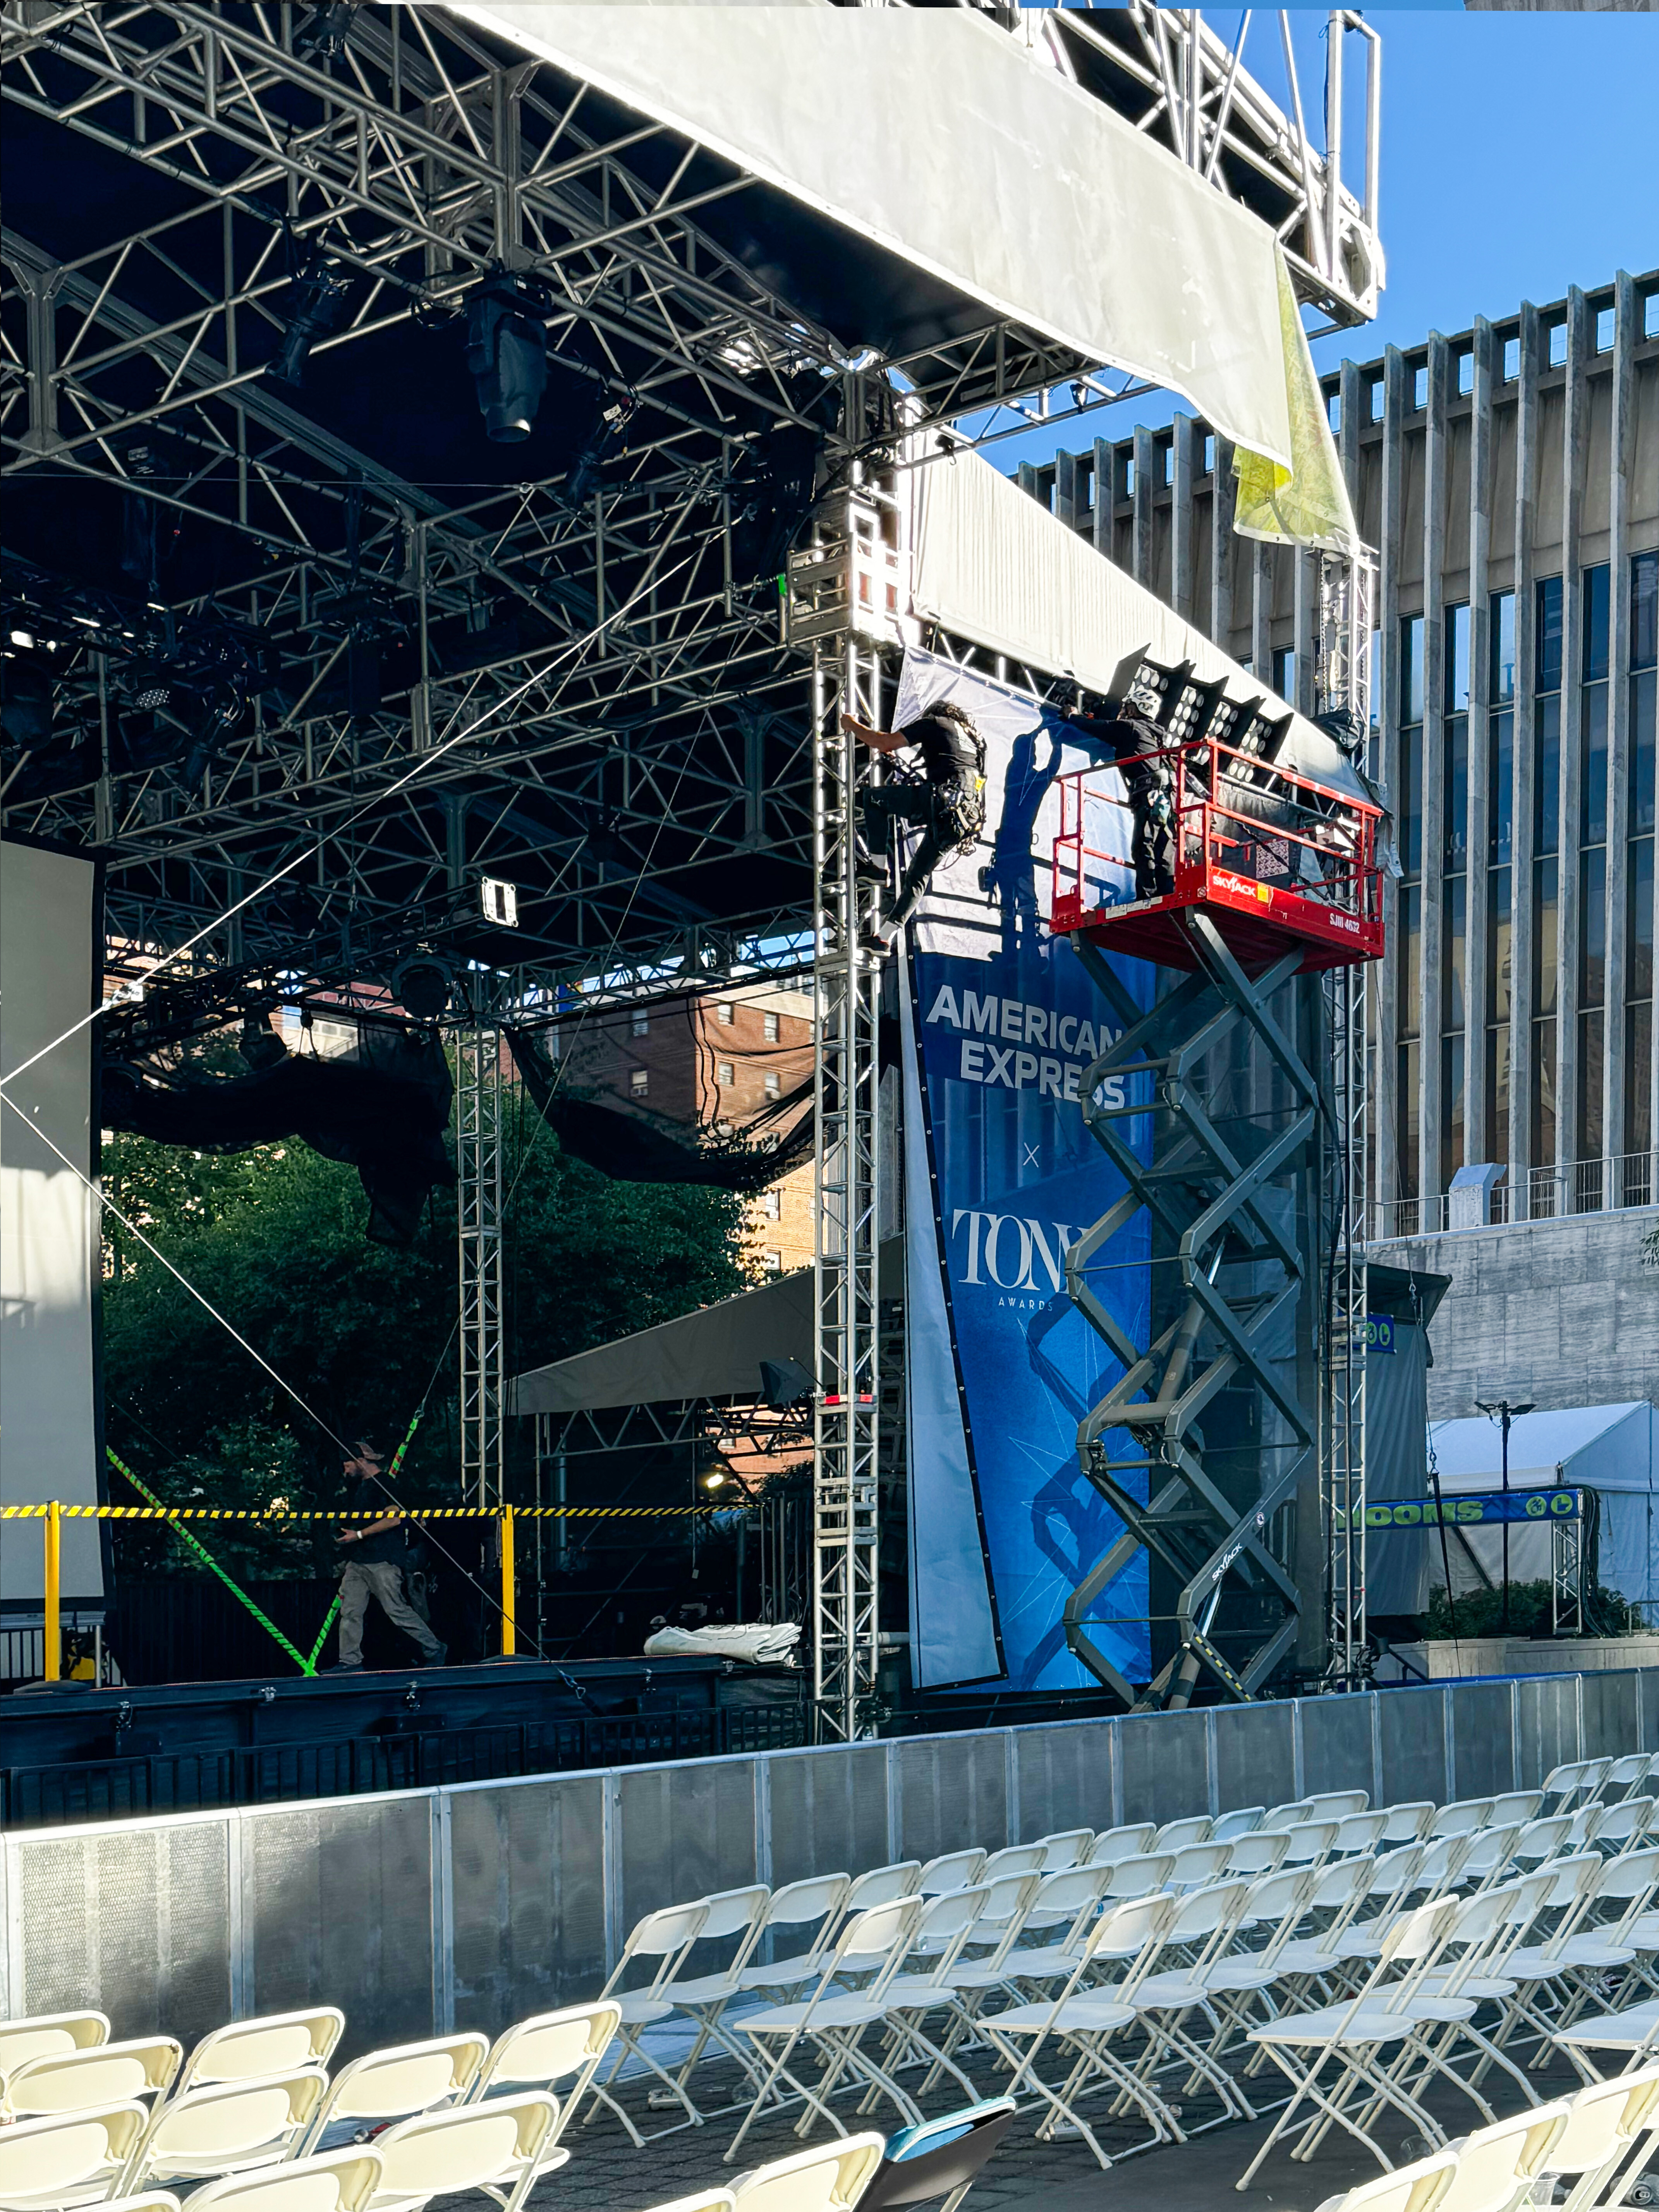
[1422,1402,1657,1620]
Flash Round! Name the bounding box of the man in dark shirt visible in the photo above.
[328,1441,447,1671]
[1060,688,1179,901]
[843,699,988,945]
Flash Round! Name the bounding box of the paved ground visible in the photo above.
[477,2044,1649,2212]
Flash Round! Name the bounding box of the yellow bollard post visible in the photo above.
[43,1501,61,1681]
[500,1503,516,1657]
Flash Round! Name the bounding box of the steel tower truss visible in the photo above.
[457,986,505,1514]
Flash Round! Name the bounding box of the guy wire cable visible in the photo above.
[0,546,700,1101]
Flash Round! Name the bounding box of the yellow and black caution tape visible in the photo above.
[2,1501,729,1520]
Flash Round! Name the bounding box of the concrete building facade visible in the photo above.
[1020,270,1659,1237]
[554,979,816,1277]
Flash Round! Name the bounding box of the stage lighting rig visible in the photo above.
[293,0,360,65]
[465,272,550,443]
[268,247,354,388]
[566,391,639,506]
[391,951,457,1022]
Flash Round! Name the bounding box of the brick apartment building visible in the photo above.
[554,980,816,1276]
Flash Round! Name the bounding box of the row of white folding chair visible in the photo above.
[1315,2062,1659,2212]
[0,2009,350,2130]
[1544,1749,1659,1815]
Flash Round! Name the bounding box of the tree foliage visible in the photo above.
[1421,1578,1640,1642]
[101,1094,753,1575]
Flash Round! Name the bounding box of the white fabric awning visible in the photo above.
[450,1,1346,499]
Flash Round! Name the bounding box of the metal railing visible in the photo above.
[1371,1151,1657,1242]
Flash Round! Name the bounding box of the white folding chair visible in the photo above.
[2,2036,182,2121]
[367,2092,557,2212]
[1376,1801,1437,1849]
[174,2009,345,2097]
[1528,2061,1659,2212]
[119,2070,330,2193]
[728,2131,886,2211]
[1199,1866,1317,2061]
[1166,1840,1231,1890]
[88,2198,182,2212]
[977,1844,1044,1882]
[1309,2148,1458,2212]
[1428,1797,1495,1840]
[726,1896,927,2158]
[635,2195,735,2212]
[182,2150,383,2210]
[1225,1828,1292,1879]
[1095,1850,1176,1902]
[1212,1805,1266,1843]
[975,1891,1178,2169]
[1490,1850,1616,2066]
[0,2013,109,2095]
[739,1874,855,2002]
[1489,1790,1544,1827]
[1552,1995,1659,2081]
[1592,1792,1656,1855]
[874,1884,993,2103]
[1329,1812,1389,1859]
[1124,1878,1258,2122]
[1544,1759,1611,1814]
[913,1872,1046,2087]
[1151,1814,1212,1852]
[467,1998,620,2164]
[1596,1751,1659,1806]
[1300,1791,1371,1821]
[1510,1814,1574,1871]
[1428,2103,1566,2212]
[1456,1820,1525,1891]
[1279,1819,1341,1871]
[649,1886,777,2124]
[1084,1822,1156,1866]
[1261,1800,1319,1834]
[916,1849,987,1896]
[584,1900,712,2141]
[0,2101,150,2209]
[296,2033,489,2155]
[992,1864,1119,1991]
[1029,1828,1093,1871]
[1235,1896,1464,2188]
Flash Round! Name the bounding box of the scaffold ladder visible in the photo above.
[1060,917,1316,1710]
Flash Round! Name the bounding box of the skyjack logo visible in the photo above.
[924,984,1125,1106]
[950,1209,1084,1296]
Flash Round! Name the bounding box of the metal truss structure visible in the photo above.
[456,981,505,1513]
[3,0,1380,1704]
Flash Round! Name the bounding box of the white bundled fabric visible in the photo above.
[451,2,1352,514]
[643,1622,802,1666]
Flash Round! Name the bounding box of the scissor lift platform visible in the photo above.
[1049,731,1385,976]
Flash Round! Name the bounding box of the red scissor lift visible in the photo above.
[1050,728,1384,975]
[1045,664,1383,1712]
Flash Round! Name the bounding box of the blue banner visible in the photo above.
[1362,1489,1585,1530]
[897,651,1157,1693]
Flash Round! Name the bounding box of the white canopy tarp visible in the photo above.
[1423,1402,1657,1614]
[451,3,1354,537]
[908,444,1372,807]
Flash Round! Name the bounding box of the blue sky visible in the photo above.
[984,10,1659,471]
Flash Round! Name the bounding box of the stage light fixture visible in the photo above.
[465,274,548,443]
[567,392,638,505]
[391,951,455,1022]
[268,252,353,386]
[293,0,359,64]
[701,1469,730,1493]
[480,877,519,929]
[238,1016,288,1073]
[759,1358,815,1412]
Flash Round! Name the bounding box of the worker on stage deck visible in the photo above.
[1057,684,1179,903]
[328,1440,448,1671]
[843,697,987,945]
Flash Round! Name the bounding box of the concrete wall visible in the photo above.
[1383,1206,1659,1418]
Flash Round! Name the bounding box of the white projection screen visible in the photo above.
[0,836,105,1621]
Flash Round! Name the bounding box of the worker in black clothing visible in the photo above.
[327,1440,448,1671]
[1058,686,1179,902]
[843,698,988,944]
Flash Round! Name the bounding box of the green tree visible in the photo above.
[101,1099,752,1577]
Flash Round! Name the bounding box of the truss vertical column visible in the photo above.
[457,989,505,1514]
[1318,546,1377,1683]
[810,624,883,1744]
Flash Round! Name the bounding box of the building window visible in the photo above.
[630,1068,649,1098]
[1594,305,1615,354]
[1272,646,1296,704]
[1502,334,1520,383]
[1203,434,1217,473]
[716,1001,735,1026]
[762,1187,781,1220]
[1633,553,1657,835]
[1625,554,1657,1182]
[764,1250,783,1274]
[630,1009,649,1038]
[1547,320,1567,368]
[1489,589,1515,866]
[717,1061,734,1086]
[1456,349,1474,397]
[763,1010,780,1042]
[763,1070,780,1100]
[1412,362,1428,411]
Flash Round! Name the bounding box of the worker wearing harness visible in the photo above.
[1059,686,1180,902]
[843,698,988,945]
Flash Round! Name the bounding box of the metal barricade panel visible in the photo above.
[244,1796,435,2056]
[618,1756,758,1929]
[448,1776,606,2032]
[1118,1710,1208,1826]
[1580,1670,1641,1762]
[895,1732,1010,1863]
[1448,1683,1516,1799]
[1013,1722,1115,1841]
[1514,1676,1583,1786]
[765,1747,889,1887]
[1213,1702,1295,1816]
[1298,1694,1377,1804]
[11,1815,232,2043]
[1377,1686,1449,1809]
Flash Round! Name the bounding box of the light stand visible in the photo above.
[1475,1399,1535,1635]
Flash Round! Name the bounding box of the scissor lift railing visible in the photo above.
[1049,681,1383,1711]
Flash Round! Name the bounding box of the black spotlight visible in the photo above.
[567,392,637,505]
[465,274,548,443]
[294,0,358,64]
[238,1016,289,1073]
[268,252,353,386]
[759,1358,815,1412]
[391,952,454,1022]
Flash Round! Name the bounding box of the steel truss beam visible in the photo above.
[1061,919,1317,1711]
